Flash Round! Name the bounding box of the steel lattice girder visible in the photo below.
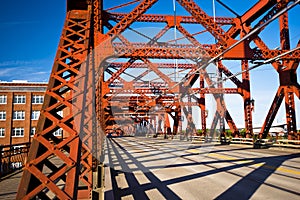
[17,0,299,199]
[17,8,94,199]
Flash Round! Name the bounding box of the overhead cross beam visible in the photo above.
[17,0,300,199]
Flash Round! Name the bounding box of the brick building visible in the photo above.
[0,81,48,145]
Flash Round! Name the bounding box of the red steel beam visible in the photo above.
[176,0,233,46]
[108,62,193,69]
[107,12,235,25]
[17,7,93,199]
[112,42,300,60]
[105,0,159,37]
[17,1,300,198]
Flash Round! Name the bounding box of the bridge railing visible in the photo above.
[229,137,254,145]
[191,136,220,142]
[273,139,300,147]
[188,136,300,148]
[0,142,30,177]
[226,137,300,148]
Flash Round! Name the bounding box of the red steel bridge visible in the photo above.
[11,0,300,199]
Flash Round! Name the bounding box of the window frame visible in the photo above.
[32,95,44,104]
[0,128,5,137]
[30,127,36,137]
[0,95,7,104]
[53,128,63,136]
[13,110,25,120]
[13,95,26,104]
[31,110,40,120]
[12,127,24,137]
[0,111,6,120]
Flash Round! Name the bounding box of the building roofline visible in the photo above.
[0,81,48,87]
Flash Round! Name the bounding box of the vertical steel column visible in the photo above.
[279,12,297,139]
[217,66,225,134]
[199,74,206,136]
[241,60,253,138]
[17,3,94,199]
[260,10,298,139]
[172,105,180,136]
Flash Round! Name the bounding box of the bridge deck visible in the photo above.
[0,137,299,199]
[104,137,300,200]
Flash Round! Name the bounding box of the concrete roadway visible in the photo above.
[0,137,299,199]
[104,136,300,200]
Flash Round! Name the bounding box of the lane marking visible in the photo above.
[208,153,236,160]
[207,153,300,175]
[120,138,300,176]
[186,149,202,154]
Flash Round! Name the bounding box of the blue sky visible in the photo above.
[0,0,66,81]
[0,0,299,128]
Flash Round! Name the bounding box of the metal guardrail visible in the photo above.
[189,136,300,148]
[191,136,220,143]
[0,142,30,177]
[272,139,300,148]
[230,137,254,145]
[149,134,300,147]
[224,137,300,148]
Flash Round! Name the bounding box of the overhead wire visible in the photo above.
[106,0,141,11]
[173,0,178,82]
[146,0,300,100]
[214,46,300,85]
[166,30,209,44]
[107,0,300,114]
[168,0,300,91]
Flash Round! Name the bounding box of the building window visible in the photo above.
[13,111,25,120]
[13,95,26,104]
[30,127,36,137]
[0,128,5,137]
[0,111,6,120]
[31,111,40,120]
[0,95,7,104]
[32,95,44,104]
[12,128,24,137]
[57,111,63,117]
[54,128,62,136]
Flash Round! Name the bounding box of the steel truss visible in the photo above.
[17,0,299,199]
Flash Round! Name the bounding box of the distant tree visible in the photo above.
[197,129,202,136]
[225,129,232,137]
[240,129,246,138]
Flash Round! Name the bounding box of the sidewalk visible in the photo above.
[0,170,23,200]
